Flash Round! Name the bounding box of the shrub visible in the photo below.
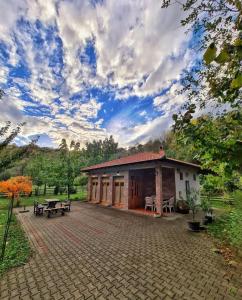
[208,190,242,249]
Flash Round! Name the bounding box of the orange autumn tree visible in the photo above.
[0,176,32,206]
[0,176,32,261]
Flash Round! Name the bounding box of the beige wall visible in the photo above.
[174,166,200,202]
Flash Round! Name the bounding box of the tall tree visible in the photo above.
[161,0,242,191]
[58,139,83,200]
[161,0,242,111]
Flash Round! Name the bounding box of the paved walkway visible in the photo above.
[0,202,241,300]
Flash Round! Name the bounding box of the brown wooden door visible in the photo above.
[91,178,98,202]
[130,176,140,208]
[162,168,176,200]
[101,178,109,202]
[113,177,124,206]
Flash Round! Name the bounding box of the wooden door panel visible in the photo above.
[162,168,175,200]
[114,183,119,205]
[91,178,98,202]
[130,175,141,208]
[113,177,124,206]
[101,182,109,202]
[120,182,124,204]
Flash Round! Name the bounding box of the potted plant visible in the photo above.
[187,189,200,232]
[201,195,214,225]
[176,199,189,214]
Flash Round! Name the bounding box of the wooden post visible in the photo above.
[155,166,163,215]
[96,175,102,203]
[87,176,92,202]
[107,176,113,206]
[123,171,129,210]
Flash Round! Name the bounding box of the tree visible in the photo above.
[25,152,48,195]
[161,0,242,110]
[0,122,28,172]
[0,176,32,260]
[83,135,119,165]
[174,110,242,191]
[161,131,196,162]
[161,1,242,191]
[58,139,84,200]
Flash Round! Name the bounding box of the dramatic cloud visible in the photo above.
[0,0,193,147]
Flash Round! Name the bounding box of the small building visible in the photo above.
[81,149,200,214]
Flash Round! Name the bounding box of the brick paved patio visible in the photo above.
[0,202,241,300]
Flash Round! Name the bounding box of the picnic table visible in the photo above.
[45,199,60,208]
[44,199,66,218]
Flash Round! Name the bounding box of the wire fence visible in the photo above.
[0,185,87,198]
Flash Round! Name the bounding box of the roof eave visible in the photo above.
[80,157,164,172]
[80,154,201,173]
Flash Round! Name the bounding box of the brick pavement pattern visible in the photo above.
[0,202,241,300]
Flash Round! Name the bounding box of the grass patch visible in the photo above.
[208,191,242,251]
[0,190,87,210]
[0,210,31,275]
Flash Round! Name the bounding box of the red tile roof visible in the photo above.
[81,150,165,171]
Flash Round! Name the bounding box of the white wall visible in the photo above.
[174,166,200,203]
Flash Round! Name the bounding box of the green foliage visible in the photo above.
[0,122,33,173]
[73,175,88,186]
[208,191,242,249]
[186,188,200,221]
[161,131,196,162]
[200,194,213,215]
[173,109,242,192]
[203,43,217,64]
[84,135,119,164]
[162,0,242,107]
[231,73,242,89]
[0,211,30,274]
[215,48,230,64]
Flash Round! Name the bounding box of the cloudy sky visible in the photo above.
[0,0,196,148]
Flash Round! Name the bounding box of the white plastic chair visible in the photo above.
[166,196,175,213]
[151,195,156,211]
[145,196,155,211]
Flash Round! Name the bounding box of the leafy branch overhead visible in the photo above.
[161,1,242,191]
[161,0,242,107]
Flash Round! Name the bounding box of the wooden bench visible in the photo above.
[63,201,71,212]
[34,203,45,216]
[44,207,65,218]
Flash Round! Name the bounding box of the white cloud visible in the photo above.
[55,0,190,96]
[107,113,172,147]
[0,0,194,147]
[139,110,147,117]
[153,83,185,113]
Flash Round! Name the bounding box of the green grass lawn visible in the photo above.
[0,210,31,275]
[208,191,242,254]
[0,189,87,210]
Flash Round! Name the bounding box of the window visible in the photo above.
[180,172,183,180]
[185,181,190,197]
[193,174,196,181]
